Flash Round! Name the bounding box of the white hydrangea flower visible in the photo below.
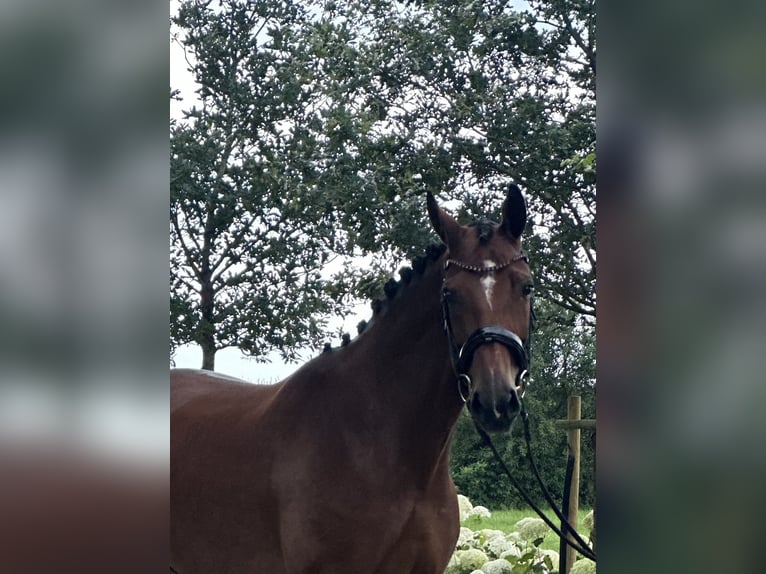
[457,526,477,550]
[569,558,596,574]
[468,505,492,520]
[484,535,518,559]
[505,531,523,545]
[534,548,559,568]
[444,553,462,574]
[478,529,505,543]
[514,516,550,541]
[457,494,474,522]
[500,546,522,560]
[469,571,485,574]
[456,548,489,571]
[480,558,513,574]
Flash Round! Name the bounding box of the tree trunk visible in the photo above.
[200,343,216,371]
[199,265,216,371]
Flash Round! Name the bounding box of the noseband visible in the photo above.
[441,254,533,402]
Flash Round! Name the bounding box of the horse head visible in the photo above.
[428,184,534,433]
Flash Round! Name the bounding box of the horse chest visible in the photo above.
[272,452,458,574]
[373,494,460,574]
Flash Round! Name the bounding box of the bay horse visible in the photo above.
[171,185,535,573]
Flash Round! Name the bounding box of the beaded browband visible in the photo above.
[444,252,528,273]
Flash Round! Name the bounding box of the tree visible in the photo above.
[170,0,354,369]
[170,0,596,374]
[301,0,595,320]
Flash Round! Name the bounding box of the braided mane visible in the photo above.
[322,243,446,352]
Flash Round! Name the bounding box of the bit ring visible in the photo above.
[457,374,472,403]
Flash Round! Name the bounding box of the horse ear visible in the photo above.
[500,183,527,239]
[427,192,460,246]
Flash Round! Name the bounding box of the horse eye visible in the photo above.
[522,284,534,297]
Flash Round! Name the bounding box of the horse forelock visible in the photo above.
[472,219,495,244]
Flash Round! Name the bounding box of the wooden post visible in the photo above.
[565,395,581,574]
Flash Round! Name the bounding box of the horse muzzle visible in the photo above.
[455,327,531,433]
[466,372,521,432]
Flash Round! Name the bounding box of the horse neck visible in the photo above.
[346,256,464,465]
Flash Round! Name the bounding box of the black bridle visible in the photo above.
[441,253,532,401]
[441,252,596,563]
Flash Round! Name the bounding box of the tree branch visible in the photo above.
[556,3,595,75]
[171,209,201,277]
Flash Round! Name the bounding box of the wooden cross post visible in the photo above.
[565,395,581,574]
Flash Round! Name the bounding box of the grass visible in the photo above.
[461,507,593,553]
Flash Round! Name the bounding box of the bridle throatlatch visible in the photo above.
[441,253,532,403]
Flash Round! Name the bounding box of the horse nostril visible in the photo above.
[470,385,520,421]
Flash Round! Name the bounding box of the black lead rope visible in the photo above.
[469,404,596,562]
[559,444,577,574]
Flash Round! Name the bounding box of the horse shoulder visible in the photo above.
[171,369,287,573]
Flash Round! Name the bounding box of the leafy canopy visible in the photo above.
[170,0,595,369]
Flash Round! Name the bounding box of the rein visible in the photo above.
[470,406,597,562]
[441,253,596,563]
